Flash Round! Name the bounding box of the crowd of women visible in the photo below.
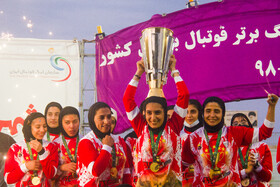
[3,55,280,187]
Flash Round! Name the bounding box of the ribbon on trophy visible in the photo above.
[62,135,79,178]
[26,142,41,185]
[204,129,222,180]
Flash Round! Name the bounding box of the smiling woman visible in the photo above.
[123,55,190,186]
[182,95,278,186]
[76,102,132,187]
[4,112,58,186]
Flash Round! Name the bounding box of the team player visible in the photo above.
[44,102,62,142]
[232,113,272,186]
[181,99,203,186]
[77,102,132,187]
[123,55,189,186]
[4,112,58,186]
[182,95,278,186]
[54,106,80,187]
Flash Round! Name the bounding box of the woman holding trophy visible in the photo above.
[4,112,58,186]
[182,95,277,186]
[123,27,189,187]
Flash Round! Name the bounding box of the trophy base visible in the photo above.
[147,88,165,98]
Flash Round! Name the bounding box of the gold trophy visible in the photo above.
[140,27,175,98]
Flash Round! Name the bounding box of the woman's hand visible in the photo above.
[169,55,177,71]
[29,139,43,153]
[102,135,114,147]
[245,153,257,174]
[134,59,145,80]
[267,93,278,106]
[25,160,42,171]
[59,162,77,173]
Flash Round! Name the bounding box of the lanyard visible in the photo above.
[149,129,163,161]
[238,145,251,169]
[47,132,51,142]
[204,128,222,169]
[62,135,79,162]
[26,142,39,161]
[111,145,117,167]
[26,141,39,176]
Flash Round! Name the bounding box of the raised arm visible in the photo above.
[168,55,190,134]
[231,94,278,146]
[123,59,146,137]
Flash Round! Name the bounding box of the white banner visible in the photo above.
[0,38,80,142]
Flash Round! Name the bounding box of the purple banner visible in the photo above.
[95,0,280,134]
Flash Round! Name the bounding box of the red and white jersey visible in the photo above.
[123,76,189,186]
[77,131,131,187]
[182,120,274,187]
[276,136,280,174]
[238,142,272,187]
[125,136,137,186]
[54,135,80,186]
[180,126,194,187]
[44,132,60,142]
[4,140,58,187]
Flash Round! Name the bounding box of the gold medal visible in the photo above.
[31,176,41,185]
[189,164,194,173]
[110,167,118,178]
[241,178,250,186]
[209,168,221,179]
[150,162,160,172]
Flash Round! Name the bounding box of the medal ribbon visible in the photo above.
[238,145,251,169]
[111,145,117,167]
[47,132,51,142]
[204,128,222,169]
[98,138,117,167]
[26,142,39,176]
[62,135,79,162]
[149,130,163,162]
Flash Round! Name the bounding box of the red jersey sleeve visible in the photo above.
[230,119,274,147]
[168,76,189,134]
[77,139,112,177]
[4,145,26,184]
[123,79,147,137]
[119,137,132,185]
[277,137,280,174]
[182,136,196,166]
[39,142,59,179]
[255,143,272,182]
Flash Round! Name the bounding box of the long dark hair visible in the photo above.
[22,112,46,142]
